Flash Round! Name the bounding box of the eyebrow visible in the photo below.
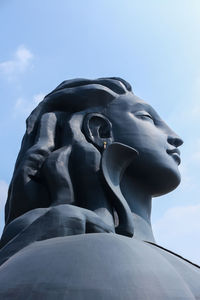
[131,102,162,122]
[131,102,154,113]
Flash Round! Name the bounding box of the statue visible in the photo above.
[0,78,199,299]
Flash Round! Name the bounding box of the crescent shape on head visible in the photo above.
[101,142,138,237]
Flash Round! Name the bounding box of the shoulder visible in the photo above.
[0,234,199,299]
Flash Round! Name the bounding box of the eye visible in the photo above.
[134,111,154,123]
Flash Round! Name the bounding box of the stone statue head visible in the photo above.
[5,77,183,236]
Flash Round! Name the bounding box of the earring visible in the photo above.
[103,141,107,149]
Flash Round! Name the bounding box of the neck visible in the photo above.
[120,171,155,243]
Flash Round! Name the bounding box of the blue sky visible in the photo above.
[0,0,200,264]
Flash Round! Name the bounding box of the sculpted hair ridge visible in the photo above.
[5,77,132,225]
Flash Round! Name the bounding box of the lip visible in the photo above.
[167,148,181,165]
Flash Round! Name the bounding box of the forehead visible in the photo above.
[118,93,147,108]
[108,93,159,116]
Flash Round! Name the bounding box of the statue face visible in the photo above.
[106,93,183,196]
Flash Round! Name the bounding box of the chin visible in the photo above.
[150,166,181,197]
[124,159,181,197]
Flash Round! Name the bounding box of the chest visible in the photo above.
[0,234,199,300]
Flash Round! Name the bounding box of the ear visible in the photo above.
[83,113,113,150]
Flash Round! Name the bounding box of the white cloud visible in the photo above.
[166,75,200,127]
[185,76,200,119]
[0,45,33,78]
[33,93,45,105]
[190,139,200,164]
[0,180,8,235]
[178,163,194,190]
[0,181,8,208]
[153,204,200,265]
[14,93,45,117]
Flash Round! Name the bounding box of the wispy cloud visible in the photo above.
[14,93,45,117]
[0,181,8,207]
[0,45,33,79]
[190,76,200,117]
[33,93,45,105]
[166,75,200,128]
[0,180,8,235]
[190,139,200,164]
[153,204,200,265]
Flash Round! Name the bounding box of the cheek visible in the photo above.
[111,113,168,155]
[129,123,167,156]
[141,133,167,156]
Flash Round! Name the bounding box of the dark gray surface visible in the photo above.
[0,78,199,299]
[0,234,199,300]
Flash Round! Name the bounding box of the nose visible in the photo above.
[167,135,184,148]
